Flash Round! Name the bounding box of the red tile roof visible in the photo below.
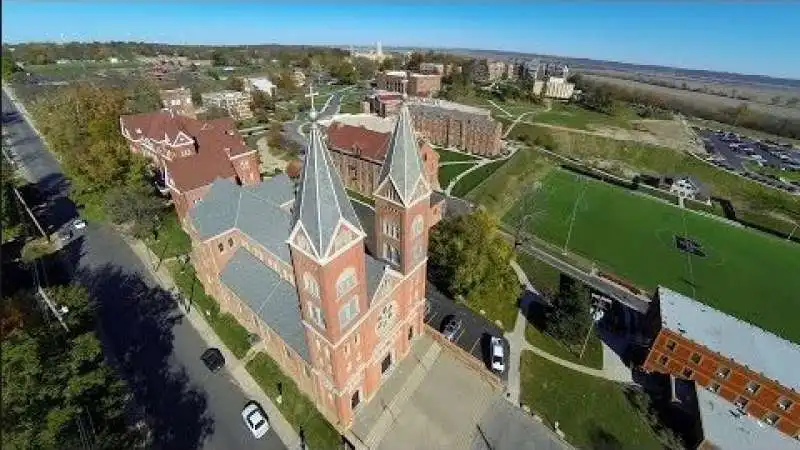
[120,110,251,192]
[326,123,391,162]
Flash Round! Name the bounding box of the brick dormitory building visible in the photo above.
[364,92,503,157]
[184,103,441,432]
[119,109,260,221]
[643,287,800,448]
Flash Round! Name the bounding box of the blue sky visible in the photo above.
[3,1,799,79]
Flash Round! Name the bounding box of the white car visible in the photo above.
[490,337,505,373]
[72,218,87,230]
[241,401,270,439]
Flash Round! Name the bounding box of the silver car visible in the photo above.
[241,401,270,439]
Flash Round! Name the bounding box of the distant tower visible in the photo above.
[376,41,383,57]
[562,65,569,79]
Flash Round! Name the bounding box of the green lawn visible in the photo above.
[743,161,800,182]
[515,251,561,298]
[434,147,480,163]
[247,353,342,450]
[450,160,507,197]
[505,169,800,343]
[525,324,603,370]
[438,163,477,189]
[167,261,253,358]
[346,188,375,206]
[533,103,635,130]
[520,351,663,450]
[146,211,192,260]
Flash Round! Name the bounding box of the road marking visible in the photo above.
[469,337,482,355]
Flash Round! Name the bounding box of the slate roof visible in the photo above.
[190,174,295,261]
[658,286,800,391]
[220,248,310,362]
[293,121,363,259]
[365,255,388,300]
[695,387,798,450]
[378,104,428,206]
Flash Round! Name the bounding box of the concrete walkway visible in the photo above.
[126,239,304,450]
[504,260,633,402]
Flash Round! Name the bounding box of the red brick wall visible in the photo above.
[643,329,800,437]
[231,152,261,186]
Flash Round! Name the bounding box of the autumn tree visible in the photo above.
[429,210,521,328]
[104,181,165,238]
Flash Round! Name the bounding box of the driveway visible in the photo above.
[2,88,286,450]
[425,283,509,382]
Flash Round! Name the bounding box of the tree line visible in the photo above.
[29,82,166,238]
[572,74,800,140]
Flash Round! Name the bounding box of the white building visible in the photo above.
[243,77,277,96]
[669,175,708,201]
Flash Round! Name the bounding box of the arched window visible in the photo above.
[303,272,320,298]
[336,268,357,298]
[412,215,425,237]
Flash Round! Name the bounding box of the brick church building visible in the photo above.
[185,102,434,431]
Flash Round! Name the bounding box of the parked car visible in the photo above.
[489,337,506,373]
[241,401,270,439]
[441,316,463,342]
[201,348,225,372]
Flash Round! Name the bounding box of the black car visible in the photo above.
[201,348,225,372]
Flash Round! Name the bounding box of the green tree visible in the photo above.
[352,57,378,81]
[545,276,591,345]
[405,52,424,71]
[330,61,357,85]
[1,157,23,242]
[104,181,165,238]
[250,90,274,123]
[229,76,245,92]
[429,210,521,327]
[2,53,19,80]
[123,79,162,114]
[1,285,136,450]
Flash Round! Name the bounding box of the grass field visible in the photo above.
[534,103,636,130]
[506,169,800,343]
[450,160,507,197]
[520,351,663,450]
[438,162,477,189]
[526,324,603,369]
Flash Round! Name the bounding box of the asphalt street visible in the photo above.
[2,89,286,450]
[282,90,344,149]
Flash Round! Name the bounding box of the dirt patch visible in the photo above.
[580,117,704,155]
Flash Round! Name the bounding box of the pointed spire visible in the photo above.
[376,101,429,206]
[292,85,363,260]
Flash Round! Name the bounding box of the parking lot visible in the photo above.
[424,282,509,382]
[699,128,800,193]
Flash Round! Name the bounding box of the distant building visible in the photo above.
[325,117,441,197]
[542,77,575,101]
[243,77,277,97]
[119,110,259,222]
[160,87,196,119]
[669,175,709,202]
[349,41,387,63]
[201,91,254,120]
[470,59,510,83]
[642,287,800,442]
[376,71,441,97]
[292,69,306,87]
[362,90,405,117]
[419,62,445,75]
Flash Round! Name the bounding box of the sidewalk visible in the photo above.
[126,238,304,449]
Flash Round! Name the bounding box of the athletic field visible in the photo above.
[505,169,800,344]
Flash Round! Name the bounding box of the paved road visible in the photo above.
[282,90,345,150]
[2,89,286,450]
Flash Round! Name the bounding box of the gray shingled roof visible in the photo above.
[294,121,363,259]
[190,177,240,238]
[696,387,798,450]
[378,104,428,206]
[190,174,296,262]
[658,286,800,391]
[220,248,310,362]
[365,254,388,300]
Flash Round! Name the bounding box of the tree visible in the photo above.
[786,97,799,108]
[123,79,162,114]
[330,61,357,85]
[1,157,23,242]
[211,50,227,67]
[2,53,20,80]
[352,57,378,81]
[104,181,164,238]
[545,276,591,345]
[429,210,521,327]
[250,90,274,123]
[770,95,781,105]
[228,76,245,92]
[405,52,424,72]
[1,285,137,449]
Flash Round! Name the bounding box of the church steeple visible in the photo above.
[374,98,430,207]
[289,86,363,262]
